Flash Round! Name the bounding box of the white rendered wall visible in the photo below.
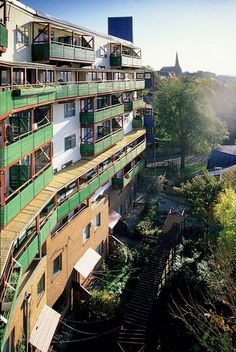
[123,111,134,135]
[94,35,110,69]
[92,180,112,202]
[1,3,35,63]
[52,102,81,172]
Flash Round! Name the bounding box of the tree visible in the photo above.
[153,78,228,168]
[214,188,236,237]
[180,170,228,231]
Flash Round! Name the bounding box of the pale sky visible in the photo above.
[23,0,236,76]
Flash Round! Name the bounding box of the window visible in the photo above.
[37,273,45,300]
[83,224,90,242]
[96,241,104,255]
[53,254,62,275]
[65,134,76,151]
[64,102,76,117]
[99,46,107,58]
[95,213,101,228]
[16,25,29,46]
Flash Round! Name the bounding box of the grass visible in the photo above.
[180,162,207,177]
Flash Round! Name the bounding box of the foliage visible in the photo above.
[214,188,236,236]
[16,335,26,352]
[179,170,228,231]
[5,269,19,302]
[136,201,160,237]
[88,291,120,320]
[153,78,228,168]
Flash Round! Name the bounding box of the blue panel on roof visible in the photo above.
[108,17,133,43]
[208,150,236,170]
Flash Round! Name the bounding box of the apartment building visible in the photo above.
[0,1,146,350]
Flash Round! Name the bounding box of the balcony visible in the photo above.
[0,124,53,167]
[80,129,124,156]
[124,98,145,112]
[0,264,22,348]
[80,104,124,124]
[32,42,95,63]
[110,55,142,68]
[0,24,8,54]
[0,80,145,117]
[112,159,145,189]
[132,117,144,129]
[0,165,53,228]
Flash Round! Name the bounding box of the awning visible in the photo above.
[109,210,122,229]
[30,304,61,352]
[74,247,101,278]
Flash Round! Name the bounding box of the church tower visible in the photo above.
[175,52,182,76]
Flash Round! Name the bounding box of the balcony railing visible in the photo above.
[124,99,144,112]
[0,80,145,117]
[0,24,8,50]
[0,264,22,349]
[81,129,124,156]
[32,42,95,63]
[2,137,146,282]
[0,124,53,167]
[132,117,144,129]
[0,165,53,228]
[110,55,142,68]
[80,104,124,124]
[112,159,145,189]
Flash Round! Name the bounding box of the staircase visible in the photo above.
[117,209,184,352]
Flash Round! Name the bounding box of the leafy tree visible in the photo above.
[88,291,120,320]
[179,170,228,231]
[214,188,236,237]
[153,78,228,168]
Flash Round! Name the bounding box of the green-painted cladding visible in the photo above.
[112,159,145,188]
[80,104,124,124]
[0,166,53,228]
[0,80,145,118]
[32,43,95,63]
[0,125,53,167]
[0,24,8,49]
[80,130,124,156]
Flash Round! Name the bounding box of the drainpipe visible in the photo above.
[24,292,31,352]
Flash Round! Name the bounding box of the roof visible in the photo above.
[214,145,236,156]
[221,165,236,190]
[109,209,122,229]
[0,129,146,276]
[10,0,139,48]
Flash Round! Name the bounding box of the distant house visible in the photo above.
[159,52,182,77]
[207,145,236,170]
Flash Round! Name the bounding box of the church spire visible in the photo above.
[175,52,180,69]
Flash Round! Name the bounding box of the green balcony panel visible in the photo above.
[32,43,95,63]
[112,159,145,189]
[80,104,124,124]
[132,118,144,129]
[18,236,39,272]
[0,125,53,168]
[0,24,8,49]
[124,102,133,112]
[80,130,124,156]
[0,90,13,116]
[110,56,122,67]
[0,265,22,349]
[0,165,53,228]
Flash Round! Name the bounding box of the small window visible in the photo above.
[37,273,45,300]
[16,25,29,46]
[64,102,76,117]
[53,254,62,275]
[65,134,76,151]
[99,46,107,58]
[96,241,104,255]
[95,213,101,228]
[83,224,90,242]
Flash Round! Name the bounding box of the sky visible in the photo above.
[22,0,236,76]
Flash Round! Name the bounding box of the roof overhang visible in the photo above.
[30,304,61,352]
[74,247,101,279]
[109,209,122,229]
